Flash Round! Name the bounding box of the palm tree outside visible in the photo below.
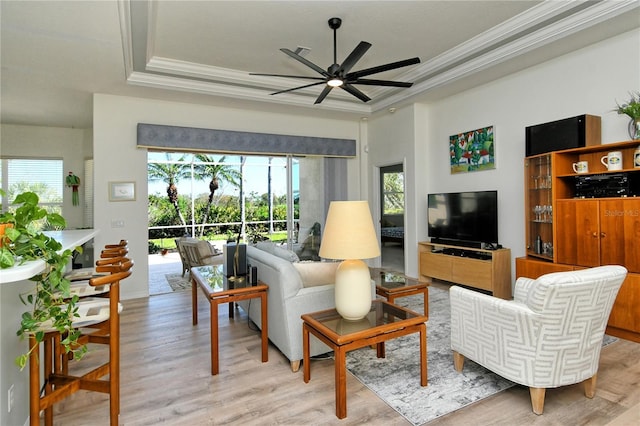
[193,154,242,237]
[148,153,191,234]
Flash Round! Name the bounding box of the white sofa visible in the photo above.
[237,243,375,372]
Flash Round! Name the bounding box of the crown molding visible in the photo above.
[120,0,639,114]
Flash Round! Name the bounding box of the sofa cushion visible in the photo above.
[293,261,339,288]
[255,241,300,263]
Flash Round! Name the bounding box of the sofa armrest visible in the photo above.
[450,286,539,383]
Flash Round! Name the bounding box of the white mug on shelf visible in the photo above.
[572,161,588,174]
[601,151,623,171]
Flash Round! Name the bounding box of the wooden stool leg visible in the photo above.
[29,335,40,426]
[44,334,56,425]
[109,286,121,424]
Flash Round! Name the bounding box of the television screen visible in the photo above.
[427,190,498,246]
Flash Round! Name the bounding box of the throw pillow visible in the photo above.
[271,245,300,263]
[293,261,339,288]
[255,241,276,254]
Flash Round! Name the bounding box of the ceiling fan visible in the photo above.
[250,17,420,104]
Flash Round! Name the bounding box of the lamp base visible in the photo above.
[335,259,372,321]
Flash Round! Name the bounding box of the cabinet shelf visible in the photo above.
[557,168,640,178]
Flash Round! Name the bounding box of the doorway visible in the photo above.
[379,164,405,272]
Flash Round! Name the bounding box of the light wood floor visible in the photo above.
[49,286,640,426]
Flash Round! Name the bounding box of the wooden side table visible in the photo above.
[370,268,430,315]
[302,300,428,419]
[191,265,268,375]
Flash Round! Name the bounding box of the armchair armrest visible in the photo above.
[514,276,536,304]
[450,286,539,383]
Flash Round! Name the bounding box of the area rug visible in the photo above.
[165,273,191,292]
[346,287,618,425]
[346,287,515,425]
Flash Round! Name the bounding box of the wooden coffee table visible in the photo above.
[302,300,428,419]
[191,265,268,375]
[370,268,430,315]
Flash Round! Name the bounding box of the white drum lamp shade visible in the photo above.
[319,201,380,320]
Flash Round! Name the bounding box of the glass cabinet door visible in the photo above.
[525,154,553,260]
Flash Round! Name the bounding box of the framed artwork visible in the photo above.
[109,181,136,201]
[450,125,495,174]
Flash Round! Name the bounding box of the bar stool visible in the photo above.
[29,246,132,425]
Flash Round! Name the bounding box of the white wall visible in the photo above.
[0,124,91,228]
[0,124,91,426]
[368,28,640,280]
[93,94,363,299]
[367,105,418,271]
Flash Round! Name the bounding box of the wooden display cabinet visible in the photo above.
[517,139,640,343]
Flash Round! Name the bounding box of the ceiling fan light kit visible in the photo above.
[250,17,420,104]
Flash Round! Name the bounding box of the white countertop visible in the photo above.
[0,229,98,284]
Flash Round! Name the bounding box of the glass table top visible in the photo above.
[369,268,428,290]
[305,300,425,338]
[192,264,251,294]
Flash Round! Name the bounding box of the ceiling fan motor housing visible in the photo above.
[328,17,342,30]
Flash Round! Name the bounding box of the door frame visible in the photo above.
[372,159,407,270]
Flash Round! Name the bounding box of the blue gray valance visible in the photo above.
[137,123,356,157]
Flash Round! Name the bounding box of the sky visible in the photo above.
[147,153,297,199]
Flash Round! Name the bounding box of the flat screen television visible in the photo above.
[427,190,498,248]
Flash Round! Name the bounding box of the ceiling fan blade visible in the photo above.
[348,78,414,87]
[347,57,420,79]
[340,83,371,103]
[314,86,333,104]
[280,48,329,77]
[250,73,325,81]
[339,41,371,74]
[270,81,326,96]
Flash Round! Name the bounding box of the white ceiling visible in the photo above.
[1,1,639,129]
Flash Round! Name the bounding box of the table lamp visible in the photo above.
[319,200,380,320]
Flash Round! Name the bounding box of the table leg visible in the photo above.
[303,324,310,383]
[210,301,219,375]
[423,289,429,315]
[192,277,198,326]
[387,294,396,306]
[420,323,427,386]
[335,347,347,419]
[376,342,386,358]
[260,291,268,363]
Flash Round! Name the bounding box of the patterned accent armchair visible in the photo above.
[450,265,627,414]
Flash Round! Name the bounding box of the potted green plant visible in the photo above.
[615,91,640,140]
[0,190,86,369]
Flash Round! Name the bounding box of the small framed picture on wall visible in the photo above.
[109,181,136,202]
